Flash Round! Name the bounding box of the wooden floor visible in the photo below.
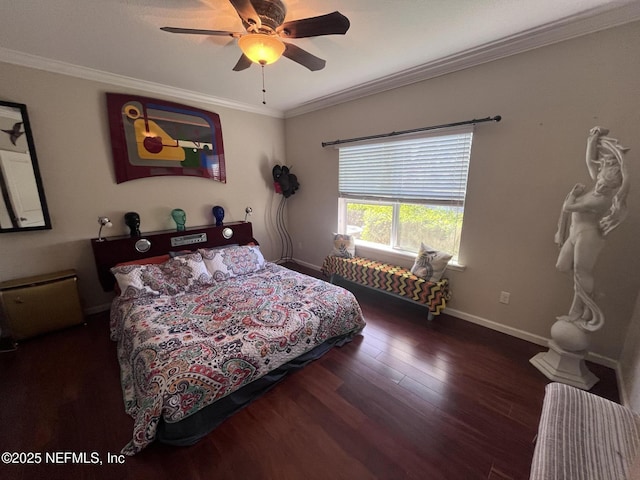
[0,265,618,480]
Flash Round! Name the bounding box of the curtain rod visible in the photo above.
[321,115,502,148]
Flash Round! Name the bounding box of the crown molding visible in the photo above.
[0,47,284,118]
[284,1,640,118]
[1,2,638,120]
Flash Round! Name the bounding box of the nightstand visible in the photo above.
[0,269,84,341]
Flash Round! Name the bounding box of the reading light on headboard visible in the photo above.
[244,206,253,222]
[97,216,112,242]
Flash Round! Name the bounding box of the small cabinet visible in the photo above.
[0,269,84,341]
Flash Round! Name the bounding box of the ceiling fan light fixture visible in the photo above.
[239,33,285,65]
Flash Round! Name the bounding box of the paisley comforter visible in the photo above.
[110,262,365,455]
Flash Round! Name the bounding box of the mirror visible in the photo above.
[0,100,51,232]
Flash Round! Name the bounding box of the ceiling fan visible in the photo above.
[161,0,350,72]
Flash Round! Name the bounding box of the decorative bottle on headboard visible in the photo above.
[171,209,186,232]
[124,212,141,237]
[212,206,224,226]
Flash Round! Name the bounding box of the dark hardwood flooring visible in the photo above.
[0,264,618,480]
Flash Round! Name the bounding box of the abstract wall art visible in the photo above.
[106,93,226,184]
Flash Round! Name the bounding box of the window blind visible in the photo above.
[338,128,473,205]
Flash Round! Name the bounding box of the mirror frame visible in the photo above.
[0,100,51,233]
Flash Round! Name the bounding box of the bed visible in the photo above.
[91,222,366,455]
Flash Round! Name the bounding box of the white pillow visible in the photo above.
[112,265,161,298]
[111,252,212,298]
[331,234,355,258]
[410,243,452,282]
[199,245,265,280]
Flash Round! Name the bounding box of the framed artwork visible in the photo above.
[106,93,226,184]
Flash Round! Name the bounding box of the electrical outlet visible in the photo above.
[499,291,510,304]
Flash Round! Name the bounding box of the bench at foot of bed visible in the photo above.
[321,255,451,320]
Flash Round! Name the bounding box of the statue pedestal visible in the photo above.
[530,340,598,390]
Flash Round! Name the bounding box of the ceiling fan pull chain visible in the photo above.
[261,63,267,105]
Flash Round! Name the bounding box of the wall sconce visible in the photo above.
[244,206,253,222]
[97,216,112,241]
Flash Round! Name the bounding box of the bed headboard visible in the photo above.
[91,221,258,292]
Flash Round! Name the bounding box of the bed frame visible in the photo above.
[90,221,364,452]
[91,221,257,292]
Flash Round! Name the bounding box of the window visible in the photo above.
[337,127,473,261]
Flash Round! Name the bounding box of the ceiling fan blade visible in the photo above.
[282,42,326,71]
[160,27,239,37]
[228,0,261,30]
[277,11,350,39]
[232,54,253,71]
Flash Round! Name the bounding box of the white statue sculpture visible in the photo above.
[555,126,630,330]
[531,127,630,389]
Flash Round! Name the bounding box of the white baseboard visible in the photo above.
[446,307,549,347]
[290,257,619,371]
[291,259,323,272]
[617,370,630,407]
[446,308,618,370]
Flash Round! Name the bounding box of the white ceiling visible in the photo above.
[1,0,639,117]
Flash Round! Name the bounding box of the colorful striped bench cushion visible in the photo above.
[321,255,450,316]
[530,382,640,480]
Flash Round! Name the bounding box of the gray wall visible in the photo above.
[284,21,640,363]
[0,62,286,312]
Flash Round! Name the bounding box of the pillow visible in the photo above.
[112,254,171,295]
[199,245,265,281]
[111,264,159,298]
[410,243,452,282]
[111,252,212,298]
[195,244,238,270]
[331,234,355,258]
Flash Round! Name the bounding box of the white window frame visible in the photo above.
[337,126,473,265]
